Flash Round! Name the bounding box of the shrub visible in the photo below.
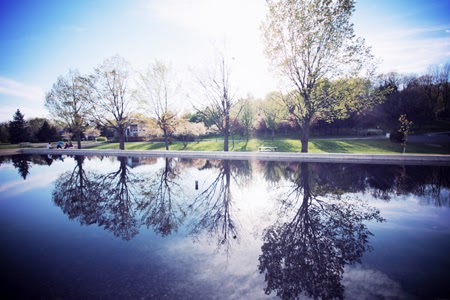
[96,136,107,142]
[389,131,403,143]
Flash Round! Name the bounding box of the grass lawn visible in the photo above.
[1,137,448,154]
[87,138,450,154]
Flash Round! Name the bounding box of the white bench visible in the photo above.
[258,146,277,152]
[19,142,31,147]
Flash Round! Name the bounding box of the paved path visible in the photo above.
[20,148,450,166]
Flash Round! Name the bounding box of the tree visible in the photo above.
[262,0,378,152]
[260,92,288,140]
[27,118,48,142]
[86,55,135,150]
[36,120,58,142]
[0,122,9,143]
[398,114,413,154]
[136,60,180,150]
[8,109,30,144]
[173,118,207,149]
[84,127,101,140]
[46,70,91,149]
[194,51,238,151]
[238,97,255,144]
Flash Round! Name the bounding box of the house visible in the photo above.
[125,123,146,140]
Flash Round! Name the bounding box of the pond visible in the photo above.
[0,154,449,299]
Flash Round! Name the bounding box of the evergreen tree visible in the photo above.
[8,109,30,144]
[36,121,58,142]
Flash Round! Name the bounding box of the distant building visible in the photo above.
[125,123,146,141]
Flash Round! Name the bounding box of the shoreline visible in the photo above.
[13,148,450,166]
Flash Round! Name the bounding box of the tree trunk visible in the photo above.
[163,129,169,150]
[118,126,125,150]
[76,130,82,149]
[300,120,310,153]
[224,131,229,151]
[224,114,230,152]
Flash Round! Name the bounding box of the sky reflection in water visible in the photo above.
[0,154,449,299]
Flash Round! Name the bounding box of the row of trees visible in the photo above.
[2,0,448,151]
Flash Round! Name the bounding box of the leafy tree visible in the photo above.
[84,127,101,140]
[45,70,91,149]
[173,118,207,149]
[260,92,288,140]
[36,120,58,142]
[238,97,255,144]
[8,109,30,144]
[0,122,9,143]
[85,55,135,150]
[136,60,180,150]
[27,118,48,142]
[262,0,379,152]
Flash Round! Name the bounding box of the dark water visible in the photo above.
[0,154,449,300]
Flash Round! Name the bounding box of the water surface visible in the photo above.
[0,154,449,299]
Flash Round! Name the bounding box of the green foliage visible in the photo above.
[96,136,107,142]
[36,121,59,142]
[45,70,91,146]
[262,0,376,152]
[8,109,30,144]
[0,122,9,143]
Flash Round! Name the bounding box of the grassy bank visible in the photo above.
[88,138,450,154]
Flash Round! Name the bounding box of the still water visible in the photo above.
[0,154,449,299]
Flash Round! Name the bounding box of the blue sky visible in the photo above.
[0,0,449,122]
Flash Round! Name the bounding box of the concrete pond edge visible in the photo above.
[16,148,450,166]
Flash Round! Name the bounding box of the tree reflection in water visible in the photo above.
[137,158,186,236]
[53,156,142,240]
[47,154,448,252]
[188,160,252,255]
[259,162,385,300]
[11,154,33,179]
[53,156,100,226]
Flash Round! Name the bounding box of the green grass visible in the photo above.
[86,138,449,154]
[1,137,448,154]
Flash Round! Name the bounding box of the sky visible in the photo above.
[0,0,449,122]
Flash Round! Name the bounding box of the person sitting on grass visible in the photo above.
[56,140,64,149]
[68,142,74,149]
[47,142,53,149]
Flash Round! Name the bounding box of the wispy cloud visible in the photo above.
[343,266,412,299]
[0,104,48,122]
[365,25,450,74]
[0,76,45,102]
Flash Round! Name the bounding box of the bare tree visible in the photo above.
[85,55,135,150]
[194,52,238,151]
[136,60,180,150]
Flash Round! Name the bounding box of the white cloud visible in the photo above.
[0,77,48,121]
[0,104,49,122]
[363,26,450,74]
[343,266,413,300]
[0,76,45,102]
